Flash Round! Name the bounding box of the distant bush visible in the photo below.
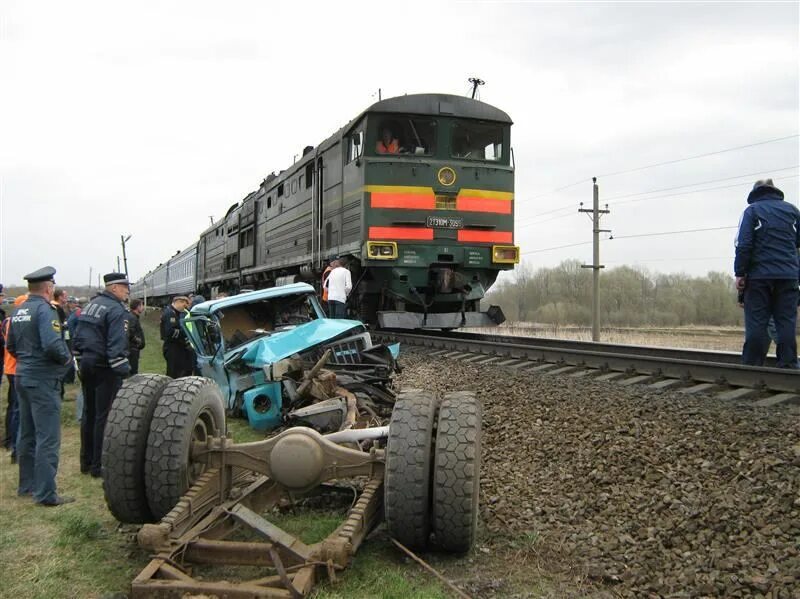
[489,260,741,327]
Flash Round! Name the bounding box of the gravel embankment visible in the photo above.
[396,349,800,598]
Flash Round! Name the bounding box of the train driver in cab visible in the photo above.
[376,127,399,154]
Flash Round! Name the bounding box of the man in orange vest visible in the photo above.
[321,261,334,310]
[3,294,27,463]
[376,128,399,154]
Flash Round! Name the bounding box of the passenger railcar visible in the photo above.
[134,93,518,327]
[131,244,197,305]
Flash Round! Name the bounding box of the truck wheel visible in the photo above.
[102,374,172,524]
[144,376,226,520]
[384,389,438,550]
[432,391,482,553]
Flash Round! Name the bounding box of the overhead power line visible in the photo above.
[596,134,799,179]
[518,170,799,230]
[608,173,800,208]
[605,255,733,264]
[521,240,592,256]
[521,225,737,257]
[611,226,737,241]
[519,133,798,208]
[604,165,800,203]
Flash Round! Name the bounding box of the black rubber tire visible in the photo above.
[102,374,172,524]
[384,389,438,550]
[144,376,226,520]
[432,391,482,553]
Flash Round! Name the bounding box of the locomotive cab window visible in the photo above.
[348,130,363,163]
[451,121,505,162]
[373,116,436,156]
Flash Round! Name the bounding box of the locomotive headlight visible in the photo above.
[491,245,520,264]
[367,241,398,260]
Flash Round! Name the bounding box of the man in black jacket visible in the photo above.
[161,296,192,378]
[126,299,146,376]
[74,273,131,477]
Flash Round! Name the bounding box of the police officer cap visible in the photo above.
[24,266,56,284]
[104,272,129,286]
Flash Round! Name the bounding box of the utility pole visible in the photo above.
[117,256,121,272]
[88,266,93,289]
[579,177,611,341]
[468,77,485,99]
[121,234,132,278]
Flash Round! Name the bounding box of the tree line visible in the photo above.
[488,260,743,327]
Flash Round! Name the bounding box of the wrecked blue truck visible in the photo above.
[182,283,400,431]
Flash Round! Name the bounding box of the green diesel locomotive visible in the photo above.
[140,93,518,328]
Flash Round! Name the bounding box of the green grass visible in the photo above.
[0,308,455,598]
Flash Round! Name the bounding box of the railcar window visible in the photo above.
[374,116,436,156]
[305,163,313,188]
[451,121,504,162]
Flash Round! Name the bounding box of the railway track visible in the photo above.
[375,329,800,406]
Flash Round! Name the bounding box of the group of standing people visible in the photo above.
[1,270,149,506]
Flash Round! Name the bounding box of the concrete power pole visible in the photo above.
[121,235,132,278]
[579,177,611,341]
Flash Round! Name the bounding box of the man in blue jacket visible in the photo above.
[74,272,131,477]
[5,267,73,506]
[734,179,800,367]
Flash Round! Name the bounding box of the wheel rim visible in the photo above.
[188,408,216,482]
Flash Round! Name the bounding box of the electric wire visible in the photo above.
[603,165,800,203]
[604,255,733,264]
[607,174,800,208]
[521,226,737,257]
[517,171,799,234]
[519,133,798,209]
[595,134,799,179]
[521,240,593,256]
[610,226,737,241]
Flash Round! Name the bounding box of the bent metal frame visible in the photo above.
[132,425,390,598]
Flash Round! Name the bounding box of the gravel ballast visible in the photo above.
[396,349,800,598]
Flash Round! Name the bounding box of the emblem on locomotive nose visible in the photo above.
[437,166,456,186]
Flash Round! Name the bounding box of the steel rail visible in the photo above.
[375,331,800,394]
[389,329,775,366]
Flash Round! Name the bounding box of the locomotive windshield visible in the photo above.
[451,120,504,162]
[374,116,437,156]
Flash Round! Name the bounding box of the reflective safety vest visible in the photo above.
[321,267,333,302]
[376,139,399,154]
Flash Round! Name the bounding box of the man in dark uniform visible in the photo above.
[5,267,73,506]
[74,272,131,477]
[126,298,146,375]
[735,178,800,367]
[161,295,193,378]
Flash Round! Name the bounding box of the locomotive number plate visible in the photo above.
[426,216,463,229]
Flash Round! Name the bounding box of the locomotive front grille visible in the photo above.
[435,195,456,210]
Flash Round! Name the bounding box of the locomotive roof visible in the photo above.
[363,93,512,125]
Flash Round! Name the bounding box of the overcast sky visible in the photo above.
[1,1,798,287]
